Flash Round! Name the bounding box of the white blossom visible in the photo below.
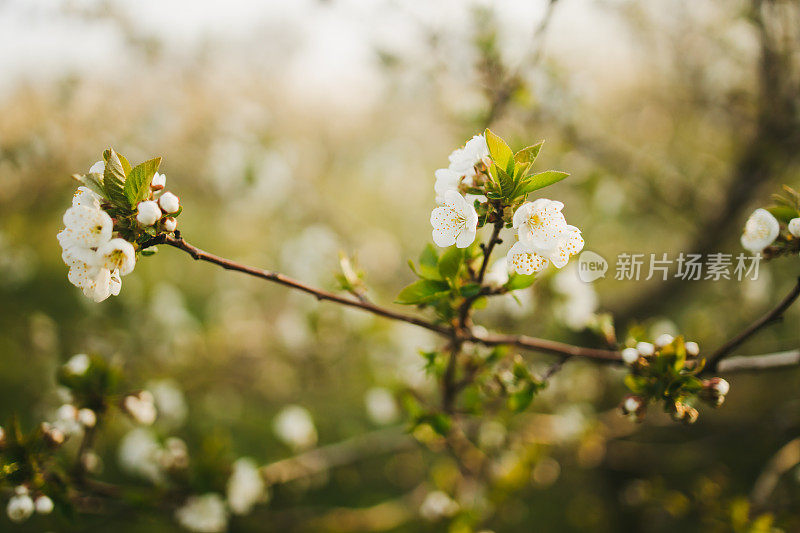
[158,437,189,470]
[741,208,779,252]
[713,378,730,396]
[419,491,459,521]
[159,192,181,213]
[364,387,399,425]
[124,391,157,425]
[636,341,655,356]
[118,428,163,483]
[151,172,167,190]
[64,353,90,375]
[227,458,266,515]
[72,186,101,209]
[78,408,97,428]
[163,217,178,232]
[430,190,478,248]
[34,495,53,515]
[654,334,674,348]
[623,396,642,414]
[6,494,34,523]
[789,218,800,238]
[54,404,82,437]
[685,341,700,357]
[136,200,162,226]
[507,241,548,275]
[447,134,490,183]
[434,168,461,204]
[175,494,228,533]
[58,206,112,250]
[512,200,584,267]
[96,238,136,276]
[484,257,509,288]
[148,379,188,428]
[89,160,105,174]
[273,405,317,451]
[621,348,640,365]
[552,264,598,330]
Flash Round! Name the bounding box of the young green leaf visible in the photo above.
[395,279,450,304]
[103,149,130,208]
[484,128,514,176]
[767,205,799,224]
[118,153,132,177]
[515,170,569,197]
[496,166,516,199]
[505,273,536,291]
[417,244,442,280]
[514,141,544,167]
[124,157,162,206]
[438,246,463,280]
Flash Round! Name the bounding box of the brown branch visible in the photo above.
[717,349,800,373]
[707,277,800,370]
[470,331,621,362]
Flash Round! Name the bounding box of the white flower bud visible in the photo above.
[64,353,90,375]
[158,192,180,214]
[789,218,800,238]
[684,341,700,357]
[78,408,97,428]
[14,486,28,496]
[151,172,166,190]
[57,404,78,421]
[713,378,730,396]
[741,208,779,252]
[34,495,53,515]
[654,334,674,348]
[124,391,157,425]
[136,201,162,226]
[623,396,641,414]
[7,494,34,523]
[621,347,640,365]
[636,341,655,356]
[163,217,177,232]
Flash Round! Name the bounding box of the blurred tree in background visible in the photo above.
[1,0,799,531]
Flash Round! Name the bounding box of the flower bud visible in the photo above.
[151,172,166,191]
[123,391,157,425]
[34,495,53,515]
[136,200,162,226]
[64,353,90,375]
[621,347,640,366]
[684,407,699,425]
[78,408,97,428]
[158,192,180,213]
[163,217,177,232]
[684,341,700,357]
[789,218,800,238]
[635,341,655,357]
[709,377,730,396]
[41,422,65,447]
[654,334,674,348]
[621,395,645,419]
[7,494,34,523]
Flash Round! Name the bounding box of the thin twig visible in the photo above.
[707,277,800,370]
[717,349,800,373]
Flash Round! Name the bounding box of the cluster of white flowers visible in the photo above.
[118,429,189,484]
[175,494,228,533]
[5,486,53,524]
[621,335,700,366]
[434,134,491,204]
[507,199,584,275]
[272,405,317,451]
[740,207,800,253]
[58,160,180,302]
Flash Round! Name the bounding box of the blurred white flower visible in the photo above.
[77,408,97,428]
[448,134,490,182]
[273,405,317,451]
[34,495,53,515]
[53,404,81,437]
[124,391,158,426]
[364,387,399,425]
[159,192,181,213]
[118,428,163,483]
[64,353,90,375]
[430,190,478,248]
[136,200,162,226]
[636,342,655,356]
[148,380,188,428]
[552,264,598,330]
[419,491,459,521]
[6,494,34,523]
[484,257,509,288]
[741,208,779,252]
[175,494,228,533]
[621,348,639,365]
[227,458,267,515]
[685,341,700,357]
[654,333,674,348]
[158,437,189,470]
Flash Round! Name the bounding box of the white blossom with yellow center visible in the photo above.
[430,190,479,248]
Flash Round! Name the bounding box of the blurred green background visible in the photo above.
[1,0,800,531]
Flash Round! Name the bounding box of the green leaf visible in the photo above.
[124,157,161,206]
[417,244,441,280]
[505,273,536,291]
[624,374,646,394]
[118,153,132,177]
[103,149,130,208]
[514,141,544,167]
[484,128,514,176]
[395,279,450,305]
[515,170,569,197]
[768,205,799,224]
[496,166,515,198]
[438,247,463,280]
[72,173,106,198]
[459,283,482,298]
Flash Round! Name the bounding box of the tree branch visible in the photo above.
[717,349,800,373]
[707,277,800,370]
